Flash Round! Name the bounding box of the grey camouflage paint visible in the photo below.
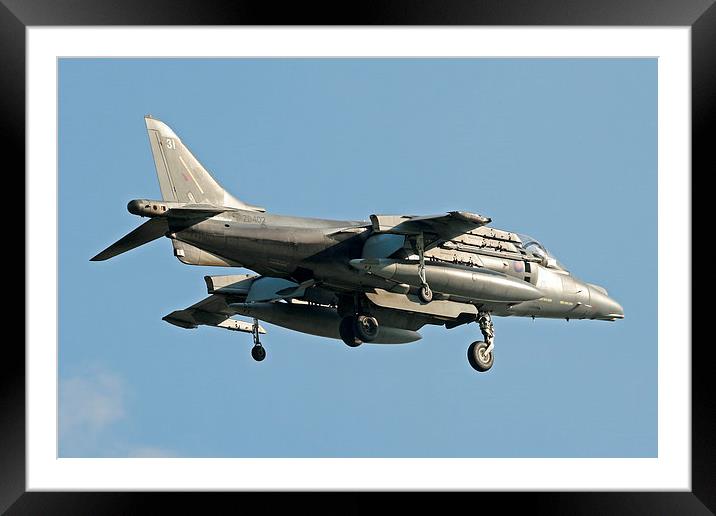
[92,117,624,369]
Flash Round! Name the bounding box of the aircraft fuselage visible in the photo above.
[163,208,622,322]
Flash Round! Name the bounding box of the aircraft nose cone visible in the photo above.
[588,286,624,320]
[605,298,624,319]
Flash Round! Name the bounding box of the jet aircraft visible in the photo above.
[92,116,624,372]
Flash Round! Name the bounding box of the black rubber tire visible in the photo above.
[418,285,433,303]
[339,316,363,347]
[467,341,494,372]
[354,315,379,342]
[251,345,266,362]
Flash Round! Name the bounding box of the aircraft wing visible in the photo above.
[370,211,491,249]
[163,294,266,334]
[164,274,318,332]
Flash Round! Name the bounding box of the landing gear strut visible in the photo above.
[467,311,495,372]
[250,317,266,361]
[416,233,433,303]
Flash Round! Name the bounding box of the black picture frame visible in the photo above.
[5,1,710,514]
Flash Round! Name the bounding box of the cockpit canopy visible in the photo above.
[517,233,567,271]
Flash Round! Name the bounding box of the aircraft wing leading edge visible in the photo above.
[407,211,491,248]
[369,211,492,251]
[163,294,266,334]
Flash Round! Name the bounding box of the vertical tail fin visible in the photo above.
[144,116,264,211]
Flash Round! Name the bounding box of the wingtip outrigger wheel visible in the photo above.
[468,311,495,372]
[250,317,266,361]
[251,345,266,361]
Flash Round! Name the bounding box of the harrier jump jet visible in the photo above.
[92,116,624,372]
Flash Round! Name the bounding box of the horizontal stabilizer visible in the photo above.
[90,217,169,261]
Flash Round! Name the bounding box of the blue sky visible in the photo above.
[59,58,657,458]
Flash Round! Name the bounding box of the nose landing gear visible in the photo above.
[467,311,495,372]
[415,232,433,303]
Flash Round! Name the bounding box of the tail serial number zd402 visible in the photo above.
[92,116,624,373]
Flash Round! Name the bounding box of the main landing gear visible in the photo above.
[337,295,380,347]
[250,317,266,361]
[467,311,495,372]
[339,314,379,347]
